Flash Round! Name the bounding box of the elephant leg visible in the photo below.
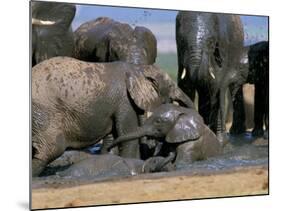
[208,91,219,133]
[115,102,140,159]
[215,86,228,145]
[229,85,246,135]
[100,134,119,155]
[178,77,196,102]
[175,141,202,167]
[138,114,152,159]
[32,130,66,177]
[197,87,211,125]
[252,83,265,137]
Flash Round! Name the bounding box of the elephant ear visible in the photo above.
[166,111,205,143]
[125,71,161,111]
[133,26,157,64]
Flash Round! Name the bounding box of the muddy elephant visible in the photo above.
[230,41,269,138]
[57,153,175,179]
[108,104,222,166]
[176,11,245,143]
[74,17,157,65]
[32,2,76,66]
[32,57,194,176]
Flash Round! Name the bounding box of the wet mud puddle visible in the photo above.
[177,133,268,173]
[32,133,268,188]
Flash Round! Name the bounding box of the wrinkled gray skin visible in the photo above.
[32,57,194,176]
[176,11,245,143]
[32,2,76,66]
[74,17,157,65]
[230,41,269,138]
[108,104,222,166]
[57,153,175,179]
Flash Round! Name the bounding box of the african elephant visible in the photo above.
[32,57,194,176]
[74,17,157,65]
[57,153,175,179]
[176,11,245,143]
[107,104,222,166]
[230,41,269,138]
[31,2,76,66]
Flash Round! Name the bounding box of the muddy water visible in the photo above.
[176,133,268,173]
[33,133,268,187]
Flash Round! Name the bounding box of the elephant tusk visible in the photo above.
[209,67,216,79]
[147,111,153,118]
[32,18,56,25]
[181,68,187,79]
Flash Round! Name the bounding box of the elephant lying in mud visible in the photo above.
[108,104,222,166]
[32,57,194,176]
[57,154,175,179]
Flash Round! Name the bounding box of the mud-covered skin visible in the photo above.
[57,154,176,179]
[108,104,222,165]
[57,155,144,179]
[174,126,221,166]
[32,57,193,176]
[176,11,245,143]
[230,41,269,138]
[74,17,157,65]
[32,2,76,66]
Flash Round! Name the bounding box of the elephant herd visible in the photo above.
[31,2,269,178]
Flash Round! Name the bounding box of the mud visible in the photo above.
[33,133,268,186]
[32,133,268,209]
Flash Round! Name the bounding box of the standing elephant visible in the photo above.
[107,104,222,166]
[32,57,193,176]
[74,17,157,65]
[31,2,76,66]
[176,11,245,143]
[230,41,269,138]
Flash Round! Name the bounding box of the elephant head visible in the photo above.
[176,12,244,83]
[176,11,220,82]
[125,65,195,111]
[107,104,204,150]
[74,17,157,65]
[32,2,76,66]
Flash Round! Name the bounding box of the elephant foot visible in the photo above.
[229,124,246,135]
[252,127,264,137]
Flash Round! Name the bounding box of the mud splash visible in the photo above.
[176,133,268,173]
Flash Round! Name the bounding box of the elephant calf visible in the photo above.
[32,57,193,176]
[57,153,175,179]
[108,104,222,166]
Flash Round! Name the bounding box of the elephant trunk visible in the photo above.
[154,152,176,172]
[182,42,203,81]
[173,86,195,109]
[107,127,150,151]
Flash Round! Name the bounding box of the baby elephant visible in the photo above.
[57,153,175,179]
[108,104,222,166]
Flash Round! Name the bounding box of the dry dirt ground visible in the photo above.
[32,165,268,210]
